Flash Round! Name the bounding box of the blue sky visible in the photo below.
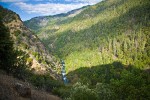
[0,0,102,21]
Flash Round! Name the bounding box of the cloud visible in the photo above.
[0,0,44,2]
[0,0,27,2]
[14,2,89,15]
[65,0,102,5]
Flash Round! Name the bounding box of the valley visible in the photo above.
[25,0,150,73]
[0,0,150,99]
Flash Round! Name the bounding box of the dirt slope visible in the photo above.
[0,70,61,100]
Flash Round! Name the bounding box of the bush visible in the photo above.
[14,30,21,36]
[27,58,33,66]
[66,82,98,100]
[21,43,29,49]
[28,74,63,91]
[32,52,38,57]
[12,50,29,80]
[95,83,114,100]
[52,85,71,98]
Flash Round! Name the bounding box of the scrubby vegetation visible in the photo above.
[0,18,62,89]
[0,5,63,99]
[0,5,60,77]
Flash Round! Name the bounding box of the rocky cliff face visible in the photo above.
[0,6,60,79]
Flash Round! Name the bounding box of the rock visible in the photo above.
[15,82,31,98]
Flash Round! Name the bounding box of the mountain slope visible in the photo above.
[0,6,60,79]
[24,6,87,33]
[25,0,150,73]
[0,70,61,100]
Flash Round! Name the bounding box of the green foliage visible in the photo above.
[110,69,150,99]
[66,82,98,100]
[27,57,33,63]
[0,20,14,72]
[0,6,64,99]
[0,6,17,23]
[27,57,33,66]
[0,19,29,79]
[28,74,63,92]
[32,52,38,57]
[32,52,44,63]
[0,22,62,92]
[52,86,71,98]
[25,0,150,73]
[12,50,29,79]
[21,43,29,49]
[96,83,113,100]
[62,62,150,100]
[14,30,21,36]
[23,0,150,99]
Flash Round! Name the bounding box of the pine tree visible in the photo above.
[0,20,15,72]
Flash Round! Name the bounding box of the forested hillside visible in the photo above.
[0,6,64,99]
[0,6,60,78]
[25,0,150,73]
[24,0,150,99]
[24,6,87,33]
[1,0,150,99]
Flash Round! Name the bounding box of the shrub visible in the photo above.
[27,58,33,66]
[67,82,98,100]
[14,30,21,36]
[95,83,114,100]
[52,86,71,98]
[28,74,63,92]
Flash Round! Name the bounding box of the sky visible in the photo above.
[0,0,102,21]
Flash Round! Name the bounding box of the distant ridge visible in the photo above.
[24,5,88,32]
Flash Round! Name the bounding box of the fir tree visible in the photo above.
[0,20,15,72]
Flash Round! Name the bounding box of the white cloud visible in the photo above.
[0,0,44,2]
[15,2,89,15]
[65,0,102,5]
[0,0,27,2]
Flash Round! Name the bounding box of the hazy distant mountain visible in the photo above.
[24,6,88,33]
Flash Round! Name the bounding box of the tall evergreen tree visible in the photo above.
[0,20,14,72]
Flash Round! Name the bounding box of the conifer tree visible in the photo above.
[0,20,14,72]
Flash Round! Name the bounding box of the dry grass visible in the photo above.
[0,70,61,100]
